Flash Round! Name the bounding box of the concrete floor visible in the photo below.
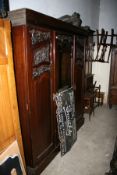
[41,105,117,175]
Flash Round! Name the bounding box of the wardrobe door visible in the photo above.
[28,27,56,166]
[12,25,59,174]
[56,33,73,89]
[30,69,54,164]
[74,35,85,127]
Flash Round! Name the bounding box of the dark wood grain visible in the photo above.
[109,48,117,108]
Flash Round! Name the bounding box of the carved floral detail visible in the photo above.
[33,45,50,65]
[56,35,72,44]
[56,34,73,51]
[30,29,50,45]
[32,65,50,78]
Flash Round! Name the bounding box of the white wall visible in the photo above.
[99,0,117,31]
[9,0,100,30]
[92,47,111,104]
[92,0,117,104]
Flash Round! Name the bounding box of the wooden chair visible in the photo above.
[84,93,95,120]
[94,83,101,107]
[84,81,101,120]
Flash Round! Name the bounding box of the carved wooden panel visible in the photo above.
[30,29,50,45]
[33,65,50,78]
[33,45,50,66]
[10,24,60,174]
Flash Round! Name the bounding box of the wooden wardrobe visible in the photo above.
[8,8,93,175]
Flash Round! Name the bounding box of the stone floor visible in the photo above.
[41,105,117,175]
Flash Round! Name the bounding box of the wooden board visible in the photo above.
[0,18,25,167]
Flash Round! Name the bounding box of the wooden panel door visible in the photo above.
[73,35,85,125]
[11,25,59,174]
[55,33,73,89]
[27,27,57,169]
[29,70,54,164]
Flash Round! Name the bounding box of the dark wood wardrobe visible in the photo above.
[8,8,93,175]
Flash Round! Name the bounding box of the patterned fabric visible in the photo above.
[53,87,77,156]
